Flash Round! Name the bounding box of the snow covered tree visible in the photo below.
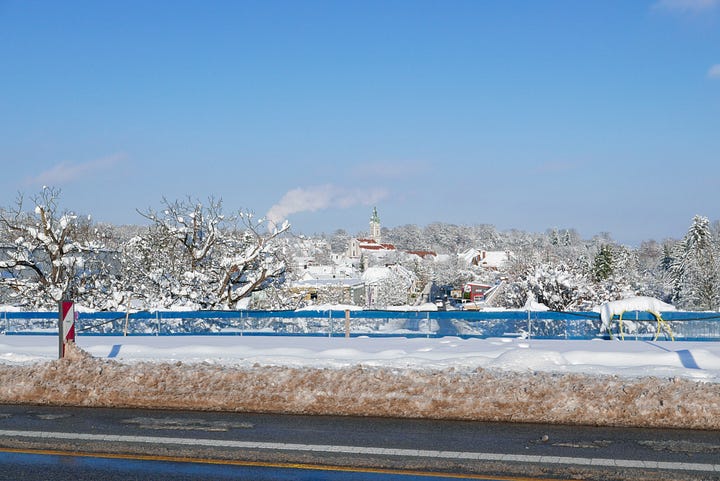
[590,244,645,303]
[591,244,614,281]
[375,268,414,307]
[561,229,577,247]
[385,224,425,251]
[626,240,672,302]
[328,229,350,254]
[130,197,290,309]
[0,188,115,309]
[362,265,417,307]
[431,254,474,288]
[669,215,720,310]
[549,228,560,247]
[508,261,597,311]
[659,243,674,273]
[408,257,432,293]
[217,211,290,307]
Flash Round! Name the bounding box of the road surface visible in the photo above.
[0,405,718,480]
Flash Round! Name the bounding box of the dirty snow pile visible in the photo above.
[1,333,720,430]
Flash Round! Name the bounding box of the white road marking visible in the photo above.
[0,429,718,473]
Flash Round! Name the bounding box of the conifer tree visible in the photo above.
[592,245,614,282]
[670,215,719,310]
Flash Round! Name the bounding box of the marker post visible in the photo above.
[59,299,76,358]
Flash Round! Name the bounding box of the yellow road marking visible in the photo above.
[0,446,574,481]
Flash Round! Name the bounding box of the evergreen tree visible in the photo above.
[562,229,573,247]
[660,243,673,273]
[592,245,614,281]
[670,215,720,310]
[549,229,560,247]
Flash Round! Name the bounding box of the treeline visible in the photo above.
[0,188,289,310]
[1,188,718,312]
[324,216,720,311]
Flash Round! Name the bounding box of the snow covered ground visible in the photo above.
[2,333,720,430]
[2,334,720,381]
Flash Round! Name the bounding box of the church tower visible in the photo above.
[370,207,381,242]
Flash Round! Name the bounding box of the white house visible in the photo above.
[459,248,514,270]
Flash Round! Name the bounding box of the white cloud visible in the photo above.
[708,64,720,79]
[653,0,719,12]
[266,184,388,228]
[26,153,125,186]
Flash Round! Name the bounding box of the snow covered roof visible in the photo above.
[405,250,437,259]
[356,239,396,251]
[459,248,513,269]
[361,265,416,286]
[361,266,393,283]
[291,278,365,289]
[298,265,357,280]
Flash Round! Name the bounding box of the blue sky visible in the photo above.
[1,0,718,246]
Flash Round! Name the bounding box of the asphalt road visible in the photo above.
[0,405,718,480]
[0,450,514,481]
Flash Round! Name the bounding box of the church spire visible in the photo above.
[370,207,381,242]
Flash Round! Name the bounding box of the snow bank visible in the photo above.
[2,335,720,429]
[597,296,676,332]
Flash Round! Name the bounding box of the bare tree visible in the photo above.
[138,196,222,272]
[133,198,290,309]
[216,210,290,306]
[0,188,110,308]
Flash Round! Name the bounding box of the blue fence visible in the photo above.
[3,309,720,340]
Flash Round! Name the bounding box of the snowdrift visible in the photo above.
[1,342,719,430]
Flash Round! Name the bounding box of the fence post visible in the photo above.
[526,309,531,340]
[345,309,350,338]
[636,311,639,341]
[58,298,76,358]
[123,296,131,336]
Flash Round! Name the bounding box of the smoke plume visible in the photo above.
[266,185,387,229]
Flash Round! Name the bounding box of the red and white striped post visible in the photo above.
[58,299,76,358]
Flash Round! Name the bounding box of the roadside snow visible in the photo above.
[1,334,720,429]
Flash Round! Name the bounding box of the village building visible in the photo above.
[459,248,514,270]
[346,207,396,260]
[288,208,515,309]
[289,276,366,305]
[405,250,437,260]
[290,256,365,305]
[461,281,494,303]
